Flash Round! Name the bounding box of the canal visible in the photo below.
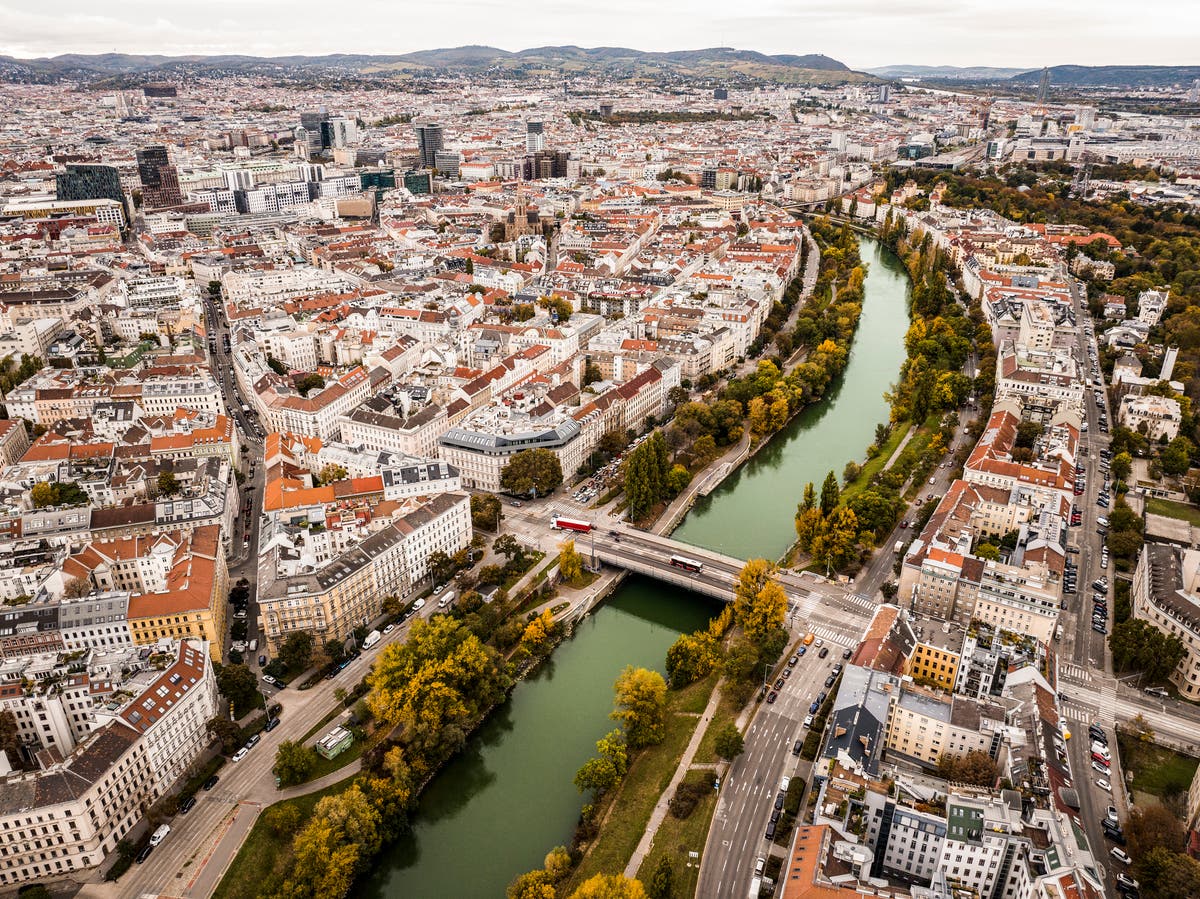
[364,237,911,896]
[673,236,912,561]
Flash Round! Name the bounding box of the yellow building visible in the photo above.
[64,525,228,662]
[906,641,961,692]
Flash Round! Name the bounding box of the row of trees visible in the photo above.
[623,431,690,521]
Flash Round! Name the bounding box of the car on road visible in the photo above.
[136,844,154,864]
[781,776,790,791]
[793,739,803,756]
[1110,847,1131,865]
[1144,685,1169,698]
[179,795,196,814]
[774,677,785,689]
[774,792,786,810]
[824,674,836,688]
[818,647,829,659]
[203,774,220,791]
[1097,778,1111,791]
[262,674,279,686]
[1106,805,1119,824]
[258,654,267,666]
[788,654,799,667]
[765,821,776,840]
[803,714,814,728]
[766,690,778,704]
[384,624,395,634]
[1092,760,1109,774]
[842,648,853,659]
[809,700,820,714]
[234,609,247,619]
[1116,874,1139,891]
[232,747,249,762]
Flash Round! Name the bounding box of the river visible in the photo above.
[363,236,911,897]
[672,236,912,561]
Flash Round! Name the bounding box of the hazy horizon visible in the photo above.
[2,0,1196,71]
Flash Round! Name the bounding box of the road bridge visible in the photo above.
[566,523,878,634]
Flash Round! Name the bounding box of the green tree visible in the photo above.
[263,803,302,837]
[1162,435,1195,477]
[266,355,288,376]
[665,464,691,496]
[500,448,563,496]
[295,373,326,397]
[611,666,667,749]
[974,542,1000,561]
[1137,846,1200,898]
[647,857,674,899]
[273,740,317,786]
[215,663,259,715]
[713,720,745,760]
[470,493,502,531]
[157,470,181,496]
[427,550,456,584]
[317,464,347,486]
[819,469,840,515]
[574,755,622,798]
[1110,619,1187,682]
[0,709,19,765]
[558,538,585,585]
[207,716,243,754]
[279,631,314,673]
[623,432,672,520]
[1111,451,1133,482]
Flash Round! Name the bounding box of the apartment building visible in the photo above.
[1117,392,1181,441]
[62,525,229,662]
[256,492,470,654]
[340,395,448,460]
[1131,543,1200,699]
[0,640,216,888]
[884,682,1003,770]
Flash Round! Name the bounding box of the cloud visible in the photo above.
[0,0,1196,68]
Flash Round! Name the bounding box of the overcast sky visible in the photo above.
[1,0,1195,70]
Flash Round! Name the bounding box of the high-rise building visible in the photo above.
[414,122,445,169]
[713,87,728,100]
[433,150,461,178]
[136,145,182,209]
[56,163,125,211]
[526,120,545,154]
[878,84,891,103]
[326,117,358,149]
[404,169,432,195]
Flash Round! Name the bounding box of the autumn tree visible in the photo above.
[207,716,243,754]
[1136,846,1200,898]
[569,874,648,899]
[519,609,557,658]
[558,538,585,585]
[665,630,720,688]
[367,616,507,775]
[733,559,788,651]
[611,666,667,749]
[936,750,998,787]
[500,448,563,497]
[273,740,317,786]
[1126,803,1185,861]
[63,576,92,599]
[317,464,347,486]
[1110,451,1133,482]
[30,481,57,508]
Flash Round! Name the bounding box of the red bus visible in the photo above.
[669,555,703,573]
[552,516,593,533]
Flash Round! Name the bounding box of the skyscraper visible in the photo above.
[414,123,444,169]
[526,120,545,154]
[136,145,182,209]
[56,163,124,208]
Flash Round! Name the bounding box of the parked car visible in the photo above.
[136,844,154,864]
[179,795,196,814]
[1097,778,1111,791]
[1110,847,1131,865]
[203,774,219,791]
[1106,805,1119,824]
[767,690,778,704]
[232,747,249,762]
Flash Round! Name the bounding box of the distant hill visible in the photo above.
[0,46,868,85]
[866,64,1028,80]
[870,62,1200,88]
[1007,64,1200,88]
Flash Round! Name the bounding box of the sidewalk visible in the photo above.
[623,681,725,878]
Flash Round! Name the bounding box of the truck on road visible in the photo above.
[362,629,382,650]
[551,515,592,533]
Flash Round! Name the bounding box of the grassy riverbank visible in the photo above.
[563,672,718,893]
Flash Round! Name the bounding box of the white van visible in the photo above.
[412,598,426,612]
[248,639,258,652]
[150,824,171,847]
